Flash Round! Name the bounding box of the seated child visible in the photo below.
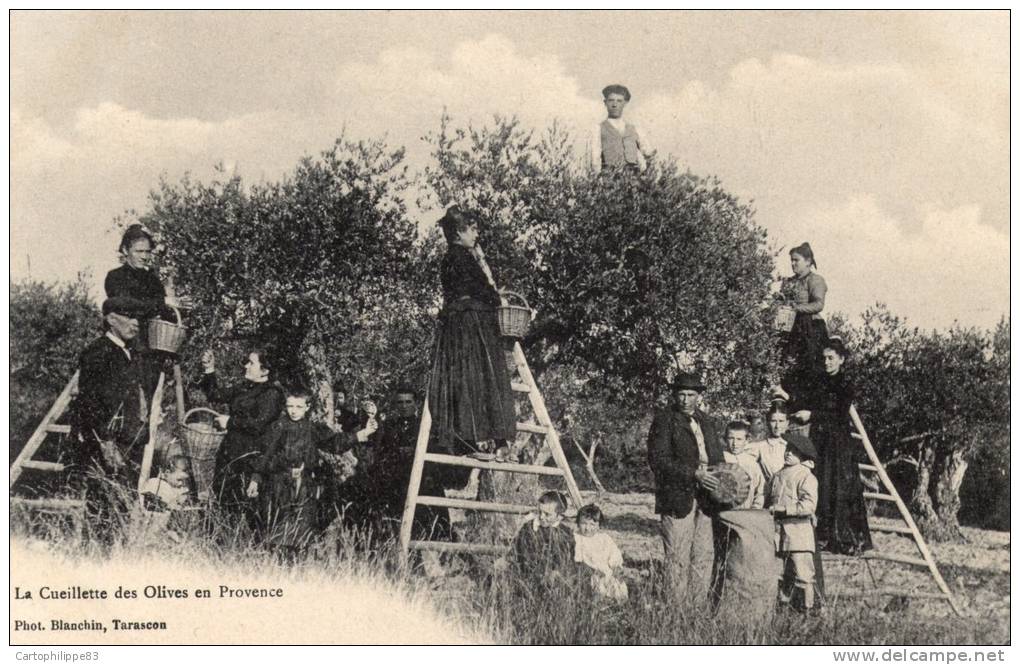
[573,504,628,601]
[510,490,576,586]
[721,421,765,509]
[142,455,193,510]
[768,432,819,612]
[247,387,377,558]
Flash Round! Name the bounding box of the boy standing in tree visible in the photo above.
[589,84,652,173]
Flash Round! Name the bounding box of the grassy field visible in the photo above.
[9,489,1009,645]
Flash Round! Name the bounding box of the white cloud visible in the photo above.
[641,52,1007,228]
[10,104,303,301]
[788,196,1008,330]
[9,39,1008,331]
[332,34,595,151]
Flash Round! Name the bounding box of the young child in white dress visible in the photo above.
[142,455,192,509]
[573,504,628,602]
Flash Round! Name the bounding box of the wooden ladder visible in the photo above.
[11,364,186,516]
[399,340,583,559]
[828,405,963,615]
[10,371,85,517]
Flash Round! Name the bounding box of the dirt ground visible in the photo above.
[595,491,1010,624]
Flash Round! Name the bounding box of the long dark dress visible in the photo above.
[253,418,358,549]
[428,244,516,453]
[781,272,829,399]
[793,371,873,555]
[199,373,284,535]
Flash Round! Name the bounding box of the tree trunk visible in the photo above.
[932,449,968,542]
[571,438,606,496]
[910,446,939,534]
[469,431,545,550]
[911,443,969,543]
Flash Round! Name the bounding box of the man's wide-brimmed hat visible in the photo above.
[670,372,706,392]
[782,432,817,461]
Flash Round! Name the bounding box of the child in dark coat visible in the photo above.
[246,388,377,559]
[510,491,576,586]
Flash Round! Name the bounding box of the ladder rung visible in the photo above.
[19,461,65,473]
[416,495,533,514]
[861,550,930,568]
[836,589,951,600]
[863,492,897,502]
[510,381,531,393]
[408,540,508,555]
[851,432,862,440]
[858,463,879,473]
[423,453,564,476]
[46,424,71,434]
[516,422,548,435]
[870,522,915,535]
[11,497,85,512]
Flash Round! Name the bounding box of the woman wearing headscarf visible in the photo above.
[780,242,829,399]
[105,224,193,392]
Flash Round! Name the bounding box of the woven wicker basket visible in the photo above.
[773,305,796,333]
[149,305,186,354]
[180,407,226,498]
[707,462,752,508]
[498,291,533,338]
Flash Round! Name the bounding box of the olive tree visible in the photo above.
[830,306,1009,541]
[136,137,436,404]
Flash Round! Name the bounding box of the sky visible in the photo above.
[9,10,1010,330]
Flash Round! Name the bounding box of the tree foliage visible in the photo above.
[423,114,780,411]
[10,275,100,458]
[138,137,435,398]
[829,306,1009,538]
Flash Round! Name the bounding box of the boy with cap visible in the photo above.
[589,83,652,173]
[768,431,819,612]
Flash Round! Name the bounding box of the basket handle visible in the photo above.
[183,407,224,425]
[499,290,530,309]
[167,304,182,325]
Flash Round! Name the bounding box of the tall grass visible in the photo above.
[9,478,1006,645]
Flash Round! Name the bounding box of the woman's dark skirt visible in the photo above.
[428,301,516,454]
[813,419,874,555]
[783,314,829,398]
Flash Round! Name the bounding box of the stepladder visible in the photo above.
[399,340,583,559]
[823,405,963,616]
[11,361,185,519]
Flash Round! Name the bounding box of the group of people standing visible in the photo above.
[66,224,446,554]
[648,242,873,612]
[64,85,873,616]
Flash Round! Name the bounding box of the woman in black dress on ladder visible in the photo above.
[791,337,873,555]
[428,206,516,457]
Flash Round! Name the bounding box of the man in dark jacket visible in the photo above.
[68,296,151,541]
[647,372,725,600]
[70,297,151,484]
